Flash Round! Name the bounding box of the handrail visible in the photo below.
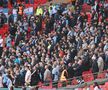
[30,70,107,89]
[0,70,107,90]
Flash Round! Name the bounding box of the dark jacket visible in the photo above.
[31,69,40,86]
[74,64,83,76]
[67,66,74,79]
[92,59,99,73]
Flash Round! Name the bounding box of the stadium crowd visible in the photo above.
[0,0,8,8]
[0,0,108,89]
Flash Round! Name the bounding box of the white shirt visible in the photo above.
[0,76,3,87]
[25,70,31,83]
[52,67,59,81]
[94,86,101,90]
[0,38,3,47]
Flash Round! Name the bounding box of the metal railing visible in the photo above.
[0,70,108,90]
[32,70,108,90]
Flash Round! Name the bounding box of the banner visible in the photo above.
[24,7,33,15]
[13,7,33,15]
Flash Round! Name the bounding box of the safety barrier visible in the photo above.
[35,70,108,89]
[0,70,108,90]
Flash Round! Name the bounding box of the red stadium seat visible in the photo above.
[41,82,53,89]
[97,72,105,79]
[90,85,94,90]
[72,78,78,85]
[82,73,94,82]
[58,82,62,88]
[103,84,108,90]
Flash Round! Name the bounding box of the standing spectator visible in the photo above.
[52,64,59,82]
[8,14,14,24]
[2,70,13,89]
[67,63,74,84]
[17,4,24,21]
[25,66,31,86]
[44,65,52,84]
[0,35,3,58]
[0,0,108,89]
[0,13,4,28]
[105,49,108,69]
[0,73,3,87]
[6,34,12,48]
[0,63,5,74]
[30,66,40,86]
[60,65,68,87]
[73,59,84,83]
[91,54,99,79]
[52,64,59,87]
[97,54,104,73]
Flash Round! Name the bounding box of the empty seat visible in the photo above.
[72,78,78,85]
[82,73,94,82]
[58,82,62,88]
[41,82,52,89]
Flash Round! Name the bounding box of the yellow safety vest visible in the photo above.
[36,8,43,16]
[60,70,68,82]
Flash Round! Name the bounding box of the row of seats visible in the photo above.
[37,70,107,89]
[78,82,108,90]
[38,82,108,90]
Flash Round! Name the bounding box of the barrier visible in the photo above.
[0,88,30,90]
[36,70,108,90]
[0,69,108,90]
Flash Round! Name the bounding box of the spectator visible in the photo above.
[0,72,3,87]
[67,63,74,84]
[97,54,104,73]
[30,66,40,86]
[0,63,5,75]
[0,0,108,89]
[25,66,31,86]
[0,35,3,58]
[60,65,68,87]
[52,63,60,87]
[91,54,99,79]
[44,65,52,84]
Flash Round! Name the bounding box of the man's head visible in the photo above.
[25,66,29,71]
[45,65,48,70]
